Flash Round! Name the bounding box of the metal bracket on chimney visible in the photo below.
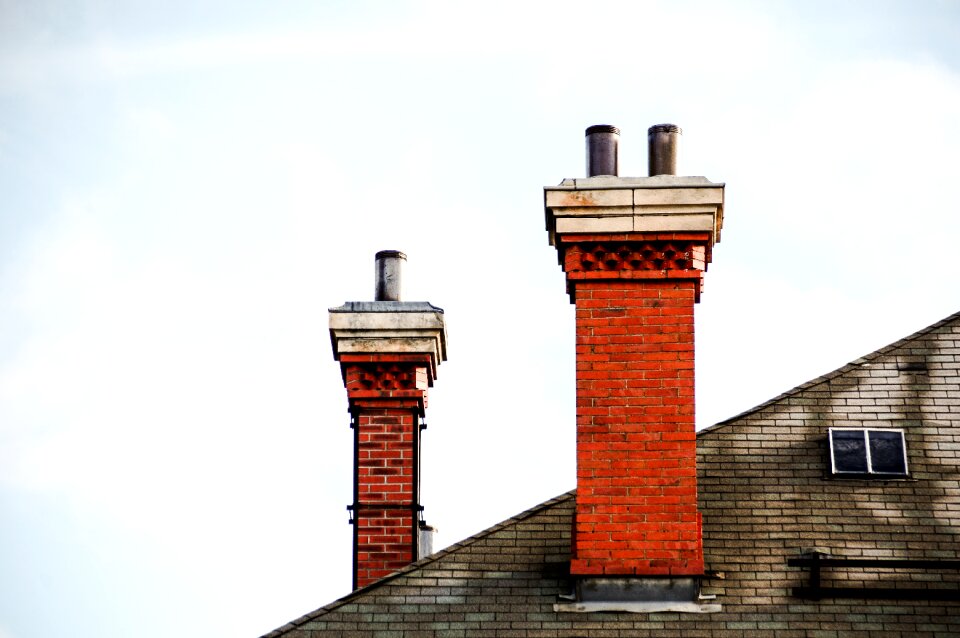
[347,502,424,525]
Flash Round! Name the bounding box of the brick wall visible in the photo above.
[559,233,710,576]
[571,279,702,575]
[341,355,429,589]
[353,407,418,588]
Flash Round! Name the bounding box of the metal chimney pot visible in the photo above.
[648,124,682,176]
[585,125,620,177]
[374,250,406,301]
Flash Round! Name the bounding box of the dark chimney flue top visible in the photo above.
[585,124,620,177]
[648,123,682,176]
[374,250,406,301]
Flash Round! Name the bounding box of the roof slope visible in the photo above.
[700,309,960,434]
[262,492,576,637]
[692,308,960,633]
[263,310,960,636]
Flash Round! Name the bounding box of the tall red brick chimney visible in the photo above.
[547,125,724,609]
[329,251,447,589]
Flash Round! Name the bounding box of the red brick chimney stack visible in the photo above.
[329,251,447,589]
[545,125,724,584]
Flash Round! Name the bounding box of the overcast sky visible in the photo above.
[2,2,959,637]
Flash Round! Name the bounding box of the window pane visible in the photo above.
[832,430,868,473]
[869,430,907,474]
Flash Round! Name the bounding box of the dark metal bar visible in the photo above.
[810,553,821,591]
[411,407,421,561]
[788,558,960,569]
[347,503,424,511]
[351,407,360,590]
[789,555,960,601]
[793,587,960,601]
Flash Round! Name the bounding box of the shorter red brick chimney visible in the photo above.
[329,251,447,589]
[547,125,725,610]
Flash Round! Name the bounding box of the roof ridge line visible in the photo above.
[261,489,577,637]
[698,308,960,435]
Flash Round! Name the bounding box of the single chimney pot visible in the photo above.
[585,124,620,177]
[648,123,682,176]
[374,250,406,301]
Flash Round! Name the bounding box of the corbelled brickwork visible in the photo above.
[560,234,711,301]
[344,360,429,394]
[265,311,960,637]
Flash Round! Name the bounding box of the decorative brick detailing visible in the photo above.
[557,232,712,303]
[564,240,707,273]
[344,362,429,394]
[569,279,704,576]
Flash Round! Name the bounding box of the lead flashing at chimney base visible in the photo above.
[329,256,447,590]
[554,576,721,613]
[545,125,725,609]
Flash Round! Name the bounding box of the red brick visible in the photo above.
[563,237,707,577]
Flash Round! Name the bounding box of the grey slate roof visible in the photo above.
[264,310,960,637]
[262,492,577,637]
[702,309,960,432]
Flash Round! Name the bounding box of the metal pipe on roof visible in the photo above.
[648,123,681,176]
[374,250,406,301]
[585,125,620,177]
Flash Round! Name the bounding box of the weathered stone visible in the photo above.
[329,303,447,378]
[545,175,725,245]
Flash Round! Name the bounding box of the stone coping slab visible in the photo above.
[544,175,725,246]
[329,302,447,379]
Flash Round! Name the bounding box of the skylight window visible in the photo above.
[828,428,908,476]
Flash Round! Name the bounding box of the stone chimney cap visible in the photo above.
[329,302,447,379]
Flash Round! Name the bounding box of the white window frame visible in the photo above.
[828,428,909,476]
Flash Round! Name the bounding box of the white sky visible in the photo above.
[1,1,959,636]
